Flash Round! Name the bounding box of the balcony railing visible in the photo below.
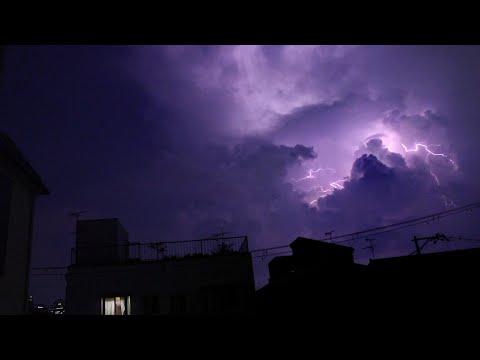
[71,236,249,266]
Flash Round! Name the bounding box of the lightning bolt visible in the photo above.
[402,142,460,208]
[309,193,330,206]
[430,171,440,186]
[314,185,332,194]
[304,177,350,207]
[291,167,336,182]
[401,143,448,158]
[300,140,458,209]
[308,185,337,205]
[401,141,456,182]
[330,178,348,190]
[291,165,350,208]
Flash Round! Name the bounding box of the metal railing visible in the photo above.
[71,236,249,266]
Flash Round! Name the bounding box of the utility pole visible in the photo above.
[413,236,421,255]
[69,210,87,222]
[411,233,449,255]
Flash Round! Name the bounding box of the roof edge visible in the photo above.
[0,131,49,195]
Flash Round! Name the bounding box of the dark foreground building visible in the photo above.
[367,247,480,308]
[256,237,367,314]
[66,218,255,315]
[0,132,49,314]
[256,237,480,315]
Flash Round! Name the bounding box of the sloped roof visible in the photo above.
[0,131,49,195]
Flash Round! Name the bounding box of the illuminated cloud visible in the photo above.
[122,45,480,287]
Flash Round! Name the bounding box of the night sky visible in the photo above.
[2,45,480,304]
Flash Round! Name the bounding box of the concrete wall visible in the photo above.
[75,219,129,265]
[0,179,35,314]
[66,253,255,315]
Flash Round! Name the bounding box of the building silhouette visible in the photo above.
[0,132,49,314]
[367,247,480,307]
[256,237,367,314]
[0,46,5,84]
[256,236,480,315]
[65,218,255,315]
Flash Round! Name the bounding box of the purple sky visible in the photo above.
[2,45,480,304]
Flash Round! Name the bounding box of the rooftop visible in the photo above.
[0,131,49,195]
[290,236,354,253]
[368,246,480,268]
[71,235,250,266]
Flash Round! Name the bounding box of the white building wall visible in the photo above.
[0,181,35,314]
[66,254,255,315]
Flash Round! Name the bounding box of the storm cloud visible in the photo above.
[125,45,480,280]
[4,45,480,301]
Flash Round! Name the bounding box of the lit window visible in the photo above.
[101,296,131,315]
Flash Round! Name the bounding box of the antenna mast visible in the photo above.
[363,238,376,259]
[325,230,335,243]
[69,210,87,237]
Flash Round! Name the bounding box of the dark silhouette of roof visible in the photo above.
[257,237,480,316]
[290,236,354,254]
[77,218,120,223]
[289,236,354,265]
[368,246,480,269]
[0,46,5,82]
[0,131,49,195]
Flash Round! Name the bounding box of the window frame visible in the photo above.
[100,295,131,315]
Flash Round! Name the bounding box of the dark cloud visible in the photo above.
[355,138,407,169]
[3,45,480,302]
[160,139,316,242]
[315,152,439,224]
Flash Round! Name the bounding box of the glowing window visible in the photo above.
[101,296,131,315]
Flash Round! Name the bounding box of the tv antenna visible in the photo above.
[69,210,87,221]
[210,220,231,238]
[362,238,376,259]
[210,231,232,239]
[69,210,87,236]
[325,230,335,243]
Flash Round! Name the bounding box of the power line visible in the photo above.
[335,208,470,244]
[30,201,480,271]
[249,200,480,252]
[250,244,291,253]
[446,236,480,243]
[326,201,480,244]
[252,250,293,259]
